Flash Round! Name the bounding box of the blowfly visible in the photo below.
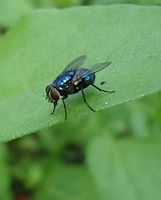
[45,55,115,120]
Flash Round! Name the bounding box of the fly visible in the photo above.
[45,55,115,120]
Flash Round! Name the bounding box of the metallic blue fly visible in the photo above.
[45,55,115,120]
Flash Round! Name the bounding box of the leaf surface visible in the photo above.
[0,5,161,141]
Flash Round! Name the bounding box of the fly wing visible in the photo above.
[71,61,112,85]
[62,55,87,72]
[89,61,112,73]
[72,68,91,84]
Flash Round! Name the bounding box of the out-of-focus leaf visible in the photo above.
[0,144,12,199]
[87,135,161,200]
[0,0,33,28]
[28,0,54,8]
[54,0,82,7]
[33,161,101,200]
[0,5,161,141]
[12,157,44,190]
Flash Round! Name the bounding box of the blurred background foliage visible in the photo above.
[0,0,161,200]
[0,0,161,29]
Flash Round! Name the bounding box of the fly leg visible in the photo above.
[81,89,95,112]
[51,102,57,115]
[91,84,115,93]
[62,99,67,120]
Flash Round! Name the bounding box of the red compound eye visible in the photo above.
[50,87,60,102]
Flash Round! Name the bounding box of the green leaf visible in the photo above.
[92,0,129,5]
[0,0,33,28]
[0,5,161,141]
[87,135,161,200]
[28,0,54,8]
[0,144,12,199]
[0,0,55,29]
[53,0,82,8]
[33,161,101,200]
[92,0,161,5]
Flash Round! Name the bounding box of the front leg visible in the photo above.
[51,101,57,115]
[62,94,68,120]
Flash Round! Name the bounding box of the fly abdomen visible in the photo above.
[77,72,95,89]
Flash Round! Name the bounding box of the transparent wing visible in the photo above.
[63,55,87,72]
[72,61,112,83]
[89,61,112,73]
